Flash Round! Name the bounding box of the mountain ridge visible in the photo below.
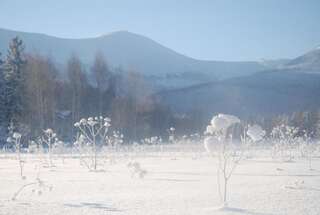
[0,28,267,81]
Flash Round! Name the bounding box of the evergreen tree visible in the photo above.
[0,52,3,66]
[3,37,27,129]
[0,52,5,125]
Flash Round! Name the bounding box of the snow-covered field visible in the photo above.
[0,145,319,215]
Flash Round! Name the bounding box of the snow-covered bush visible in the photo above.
[74,116,111,171]
[247,124,266,142]
[204,113,242,207]
[245,124,266,158]
[271,124,299,162]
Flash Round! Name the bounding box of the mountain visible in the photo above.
[0,28,269,89]
[1,28,319,120]
[258,58,291,69]
[157,71,320,118]
[283,46,320,72]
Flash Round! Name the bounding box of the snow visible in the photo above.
[0,145,319,215]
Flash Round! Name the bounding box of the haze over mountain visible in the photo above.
[0,28,270,89]
[1,28,319,118]
[158,71,320,119]
[283,46,320,72]
[157,46,320,117]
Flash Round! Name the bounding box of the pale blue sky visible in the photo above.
[0,0,319,61]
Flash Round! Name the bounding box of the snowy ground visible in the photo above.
[0,145,319,215]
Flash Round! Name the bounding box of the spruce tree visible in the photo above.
[0,52,4,123]
[3,37,27,129]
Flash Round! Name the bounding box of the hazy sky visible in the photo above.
[0,0,319,61]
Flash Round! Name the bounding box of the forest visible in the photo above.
[0,37,320,147]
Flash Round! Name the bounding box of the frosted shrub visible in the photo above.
[142,136,162,145]
[168,127,175,143]
[107,131,124,147]
[245,124,266,158]
[190,133,201,143]
[247,124,266,142]
[7,132,26,179]
[52,140,65,164]
[73,134,90,168]
[205,113,242,208]
[297,133,315,170]
[12,178,52,201]
[127,161,147,178]
[28,140,38,153]
[140,136,163,156]
[74,116,111,171]
[271,125,299,162]
[204,135,219,155]
[41,128,61,167]
[11,166,52,201]
[102,131,124,165]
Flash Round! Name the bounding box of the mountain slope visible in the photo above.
[0,28,268,86]
[283,46,320,71]
[158,71,320,117]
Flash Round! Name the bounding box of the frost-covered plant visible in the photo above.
[100,131,124,165]
[142,136,162,145]
[73,134,90,168]
[297,132,315,170]
[130,141,144,158]
[74,116,111,171]
[28,140,38,153]
[168,127,175,143]
[7,132,26,179]
[127,161,147,178]
[203,135,220,155]
[204,113,241,207]
[140,136,163,155]
[107,131,124,147]
[271,124,299,162]
[190,133,201,142]
[247,124,266,142]
[245,124,266,158]
[41,128,60,167]
[11,165,52,201]
[52,140,65,164]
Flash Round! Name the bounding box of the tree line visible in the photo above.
[0,37,173,145]
[0,37,319,146]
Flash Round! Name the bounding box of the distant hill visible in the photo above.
[283,46,320,72]
[157,71,320,118]
[1,28,319,118]
[157,45,320,117]
[0,28,268,90]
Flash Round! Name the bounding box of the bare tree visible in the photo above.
[91,52,111,115]
[67,55,88,134]
[25,55,57,135]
